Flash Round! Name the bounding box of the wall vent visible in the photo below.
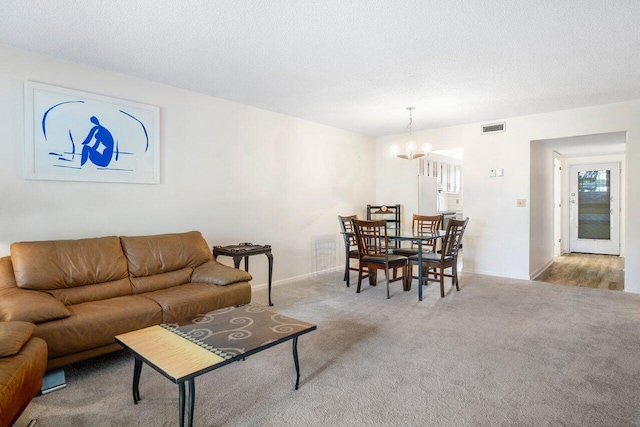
[481,122,506,134]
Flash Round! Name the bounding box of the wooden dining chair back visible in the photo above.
[409,217,469,298]
[338,215,360,287]
[352,219,409,299]
[393,214,442,256]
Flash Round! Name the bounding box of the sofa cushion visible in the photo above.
[0,288,70,323]
[0,336,47,427]
[0,256,17,291]
[34,295,163,359]
[192,260,252,285]
[129,267,193,295]
[0,321,36,357]
[140,281,252,323]
[10,236,130,293]
[120,231,213,279]
[49,278,133,305]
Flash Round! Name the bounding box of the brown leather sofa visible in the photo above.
[0,321,47,427]
[0,231,252,371]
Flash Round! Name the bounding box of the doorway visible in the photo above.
[534,132,626,290]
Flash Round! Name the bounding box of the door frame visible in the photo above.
[553,153,562,257]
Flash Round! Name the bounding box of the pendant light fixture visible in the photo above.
[390,107,432,160]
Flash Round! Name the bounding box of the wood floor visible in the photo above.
[535,253,625,291]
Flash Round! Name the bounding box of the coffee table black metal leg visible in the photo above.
[293,336,300,390]
[178,382,185,427]
[266,252,274,306]
[188,379,195,427]
[133,357,142,404]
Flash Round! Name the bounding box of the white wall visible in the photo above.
[376,100,640,293]
[529,141,554,278]
[0,44,376,286]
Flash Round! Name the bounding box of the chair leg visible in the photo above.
[356,266,363,293]
[439,267,445,298]
[343,262,348,282]
[454,263,460,291]
[385,267,390,299]
[405,263,410,291]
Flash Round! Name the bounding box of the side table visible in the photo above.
[212,243,273,306]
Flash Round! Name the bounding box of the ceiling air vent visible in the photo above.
[481,122,506,134]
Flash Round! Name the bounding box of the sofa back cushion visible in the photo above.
[120,231,213,294]
[0,256,17,291]
[10,236,131,304]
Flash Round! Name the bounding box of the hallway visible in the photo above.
[535,253,624,291]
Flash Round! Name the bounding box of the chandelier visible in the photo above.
[390,107,432,160]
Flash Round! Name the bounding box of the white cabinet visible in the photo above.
[421,160,461,194]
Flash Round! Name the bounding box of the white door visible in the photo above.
[569,163,620,255]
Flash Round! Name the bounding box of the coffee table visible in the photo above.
[115,305,316,427]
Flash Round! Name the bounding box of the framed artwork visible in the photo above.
[24,82,160,184]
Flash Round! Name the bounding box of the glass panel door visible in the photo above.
[577,170,610,240]
[569,163,620,255]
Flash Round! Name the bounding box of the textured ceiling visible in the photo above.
[1,1,639,137]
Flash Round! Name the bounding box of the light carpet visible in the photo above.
[16,271,640,426]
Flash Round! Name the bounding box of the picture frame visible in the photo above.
[24,82,160,184]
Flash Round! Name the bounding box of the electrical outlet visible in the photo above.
[489,169,496,177]
[516,199,526,207]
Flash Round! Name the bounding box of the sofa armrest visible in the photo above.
[0,287,70,323]
[191,260,252,286]
[0,321,36,357]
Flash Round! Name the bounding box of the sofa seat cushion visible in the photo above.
[192,260,252,286]
[0,321,36,358]
[0,336,47,427]
[129,267,193,295]
[140,281,252,323]
[34,295,162,359]
[0,288,70,323]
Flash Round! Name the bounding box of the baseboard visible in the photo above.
[462,268,531,281]
[250,266,343,291]
[529,258,554,280]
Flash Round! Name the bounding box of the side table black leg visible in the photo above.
[232,256,242,269]
[244,256,249,272]
[188,379,195,427]
[266,252,273,306]
[292,336,300,390]
[133,357,142,404]
[178,382,186,427]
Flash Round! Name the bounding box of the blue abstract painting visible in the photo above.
[25,82,159,183]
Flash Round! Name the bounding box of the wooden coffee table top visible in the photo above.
[115,305,316,383]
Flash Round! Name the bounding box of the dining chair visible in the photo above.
[352,219,409,299]
[392,214,442,282]
[392,214,442,256]
[338,214,361,287]
[408,217,469,298]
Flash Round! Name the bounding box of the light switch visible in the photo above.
[516,199,526,207]
[496,168,504,177]
[489,169,496,177]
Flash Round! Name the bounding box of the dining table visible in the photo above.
[343,229,446,301]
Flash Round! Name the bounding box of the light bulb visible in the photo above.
[406,140,417,153]
[422,142,432,153]
[390,144,399,156]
